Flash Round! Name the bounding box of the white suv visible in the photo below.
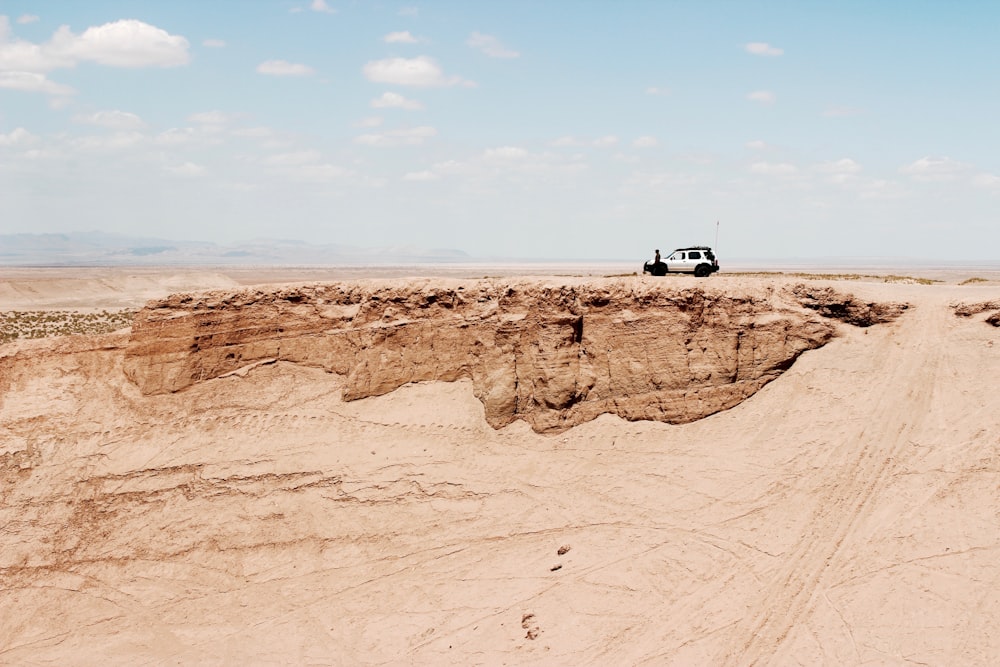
[643,246,719,277]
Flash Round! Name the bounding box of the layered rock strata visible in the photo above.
[123,279,906,433]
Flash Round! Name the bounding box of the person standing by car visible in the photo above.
[643,246,719,277]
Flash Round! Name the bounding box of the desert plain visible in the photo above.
[2,264,1000,666]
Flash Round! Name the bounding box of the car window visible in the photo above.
[669,253,680,260]
[689,251,701,259]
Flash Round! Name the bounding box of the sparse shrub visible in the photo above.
[882,275,938,285]
[725,271,939,284]
[0,308,139,344]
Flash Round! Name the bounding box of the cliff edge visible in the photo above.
[123,278,906,432]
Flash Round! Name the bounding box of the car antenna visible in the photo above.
[715,220,720,255]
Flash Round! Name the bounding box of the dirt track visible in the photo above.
[2,272,999,665]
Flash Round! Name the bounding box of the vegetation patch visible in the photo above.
[726,272,940,284]
[0,309,137,344]
[959,277,989,285]
[881,274,939,285]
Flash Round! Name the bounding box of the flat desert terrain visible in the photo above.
[2,265,1000,665]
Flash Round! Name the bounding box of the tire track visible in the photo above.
[722,297,946,666]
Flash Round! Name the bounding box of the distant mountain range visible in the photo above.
[0,232,471,266]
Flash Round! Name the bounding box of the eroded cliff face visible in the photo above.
[123,279,906,432]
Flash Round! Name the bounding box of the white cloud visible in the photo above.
[464,147,589,180]
[187,110,234,125]
[745,42,784,56]
[484,146,528,160]
[310,0,337,14]
[290,163,350,182]
[0,127,35,146]
[384,31,418,44]
[679,152,715,166]
[363,56,472,87]
[816,158,861,174]
[747,90,776,104]
[261,139,292,150]
[257,59,314,76]
[815,158,862,183]
[899,156,970,182]
[165,161,206,176]
[355,116,383,128]
[550,136,583,147]
[750,161,798,176]
[355,126,437,146]
[412,151,586,185]
[0,70,74,95]
[593,135,619,148]
[73,110,145,129]
[264,150,322,166]
[645,86,670,96]
[623,170,700,190]
[633,136,658,148]
[231,126,274,138]
[745,139,768,150]
[53,19,190,68]
[432,159,465,174]
[403,170,438,181]
[467,32,519,58]
[17,15,40,25]
[0,18,68,71]
[71,131,144,151]
[0,18,189,76]
[823,106,863,117]
[21,147,63,160]
[860,179,908,200]
[371,91,423,110]
[203,38,226,48]
[154,127,198,145]
[973,173,1000,189]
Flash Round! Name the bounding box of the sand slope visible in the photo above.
[1,274,999,665]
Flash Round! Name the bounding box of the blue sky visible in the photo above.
[1,0,998,260]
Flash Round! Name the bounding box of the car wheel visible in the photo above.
[694,264,709,277]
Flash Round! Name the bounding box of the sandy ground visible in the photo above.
[2,266,1000,665]
[2,261,998,310]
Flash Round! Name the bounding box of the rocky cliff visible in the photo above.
[123,278,907,433]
